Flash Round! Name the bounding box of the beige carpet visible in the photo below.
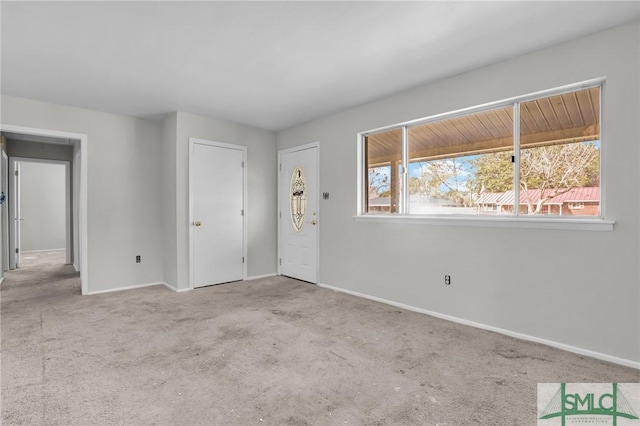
[1,252,638,425]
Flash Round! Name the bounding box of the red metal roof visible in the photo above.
[476,187,599,205]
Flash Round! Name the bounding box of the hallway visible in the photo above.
[18,249,69,269]
[2,249,79,295]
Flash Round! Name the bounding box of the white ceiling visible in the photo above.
[2,2,638,131]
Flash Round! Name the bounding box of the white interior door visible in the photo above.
[9,160,21,269]
[279,144,319,283]
[190,139,245,288]
[1,151,8,272]
[73,149,81,271]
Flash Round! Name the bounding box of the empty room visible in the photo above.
[1,2,639,425]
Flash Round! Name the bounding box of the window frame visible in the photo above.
[356,78,614,231]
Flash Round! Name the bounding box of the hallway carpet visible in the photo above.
[1,253,638,425]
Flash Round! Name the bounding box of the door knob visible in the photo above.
[194,221,201,227]
[311,220,316,225]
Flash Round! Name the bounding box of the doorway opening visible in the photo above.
[0,125,88,294]
[10,159,70,270]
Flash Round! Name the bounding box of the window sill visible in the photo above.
[353,214,615,231]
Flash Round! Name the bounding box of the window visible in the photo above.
[359,80,603,222]
[407,106,513,215]
[365,128,403,213]
[518,88,600,217]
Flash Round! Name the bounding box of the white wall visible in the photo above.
[0,97,164,292]
[19,162,66,252]
[277,21,640,364]
[161,113,178,288]
[0,101,278,293]
[0,19,635,365]
[172,112,277,290]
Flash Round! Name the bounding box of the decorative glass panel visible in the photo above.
[290,166,306,232]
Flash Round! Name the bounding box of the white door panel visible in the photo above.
[191,140,245,288]
[279,145,318,283]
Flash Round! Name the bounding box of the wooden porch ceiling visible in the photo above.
[366,87,600,165]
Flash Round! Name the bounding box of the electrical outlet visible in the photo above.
[136,255,141,263]
[445,275,451,285]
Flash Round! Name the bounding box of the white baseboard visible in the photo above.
[21,248,66,253]
[86,281,166,296]
[163,282,178,292]
[162,282,191,293]
[318,282,640,370]
[246,273,277,281]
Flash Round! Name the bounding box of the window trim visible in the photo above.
[356,77,613,231]
[353,214,614,231]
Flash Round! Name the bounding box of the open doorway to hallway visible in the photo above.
[12,160,69,270]
[8,156,71,270]
[0,126,88,294]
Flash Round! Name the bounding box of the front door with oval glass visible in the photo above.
[279,145,318,283]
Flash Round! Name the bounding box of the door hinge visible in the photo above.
[241,209,244,216]
[511,155,515,163]
[241,161,244,168]
[15,248,19,254]
[279,164,282,172]
[279,211,281,219]
[14,170,18,176]
[279,258,282,266]
[242,257,245,263]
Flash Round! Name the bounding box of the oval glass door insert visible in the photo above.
[290,166,306,232]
